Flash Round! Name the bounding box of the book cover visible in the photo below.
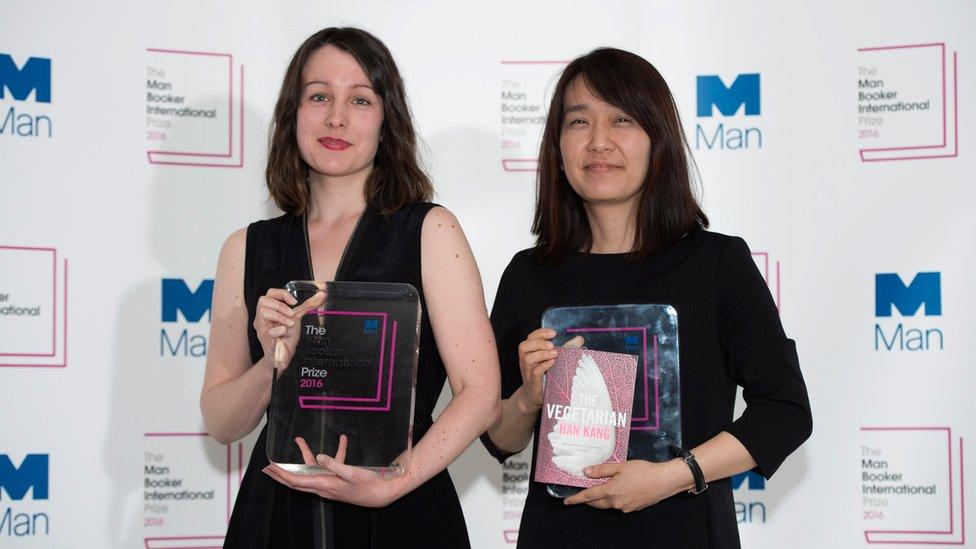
[535,347,638,488]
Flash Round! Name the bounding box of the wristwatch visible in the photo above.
[668,445,708,495]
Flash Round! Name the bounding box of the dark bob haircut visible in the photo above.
[266,27,432,215]
[533,47,708,261]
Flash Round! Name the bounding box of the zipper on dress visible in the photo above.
[303,208,367,549]
[303,210,365,330]
[302,210,366,282]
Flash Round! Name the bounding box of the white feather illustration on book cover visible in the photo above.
[548,353,615,476]
[536,348,638,488]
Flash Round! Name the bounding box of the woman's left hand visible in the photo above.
[262,436,404,508]
[563,459,690,513]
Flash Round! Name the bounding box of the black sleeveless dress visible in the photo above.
[224,203,470,549]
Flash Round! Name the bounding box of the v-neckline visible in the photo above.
[302,210,367,282]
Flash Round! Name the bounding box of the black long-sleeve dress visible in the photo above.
[224,203,470,549]
[482,228,812,548]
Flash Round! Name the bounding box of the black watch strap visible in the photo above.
[668,444,708,495]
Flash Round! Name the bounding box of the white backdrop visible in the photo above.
[2,1,974,547]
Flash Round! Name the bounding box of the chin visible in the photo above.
[576,184,622,199]
[309,161,357,177]
[579,192,636,206]
[579,184,641,204]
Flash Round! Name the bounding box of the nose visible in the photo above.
[587,120,613,153]
[326,103,347,128]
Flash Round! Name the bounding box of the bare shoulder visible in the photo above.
[421,205,465,241]
[419,206,481,290]
[220,227,247,261]
[213,227,248,302]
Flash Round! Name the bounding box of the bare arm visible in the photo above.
[692,431,757,485]
[564,430,757,511]
[486,386,540,454]
[200,229,277,444]
[486,330,583,456]
[259,207,502,507]
[390,207,502,494]
[639,431,760,499]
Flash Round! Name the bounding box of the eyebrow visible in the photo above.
[564,103,589,115]
[303,80,375,91]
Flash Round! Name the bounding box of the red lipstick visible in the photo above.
[585,162,622,172]
[318,137,351,151]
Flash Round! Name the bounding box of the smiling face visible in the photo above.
[296,45,384,182]
[558,76,651,207]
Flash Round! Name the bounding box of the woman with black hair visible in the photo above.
[201,27,499,548]
[482,48,812,548]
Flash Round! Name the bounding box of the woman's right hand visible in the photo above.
[254,288,324,370]
[517,329,585,410]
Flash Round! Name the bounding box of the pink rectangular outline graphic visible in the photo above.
[142,432,244,549]
[860,426,966,545]
[298,319,399,412]
[0,246,54,356]
[752,251,781,310]
[500,60,567,173]
[501,159,539,172]
[145,48,244,168]
[499,60,570,65]
[858,43,946,150]
[0,247,68,368]
[299,310,388,402]
[857,44,959,162]
[145,537,223,549]
[564,327,660,431]
[146,49,232,157]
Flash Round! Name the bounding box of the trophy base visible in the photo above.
[546,484,582,499]
[270,460,405,478]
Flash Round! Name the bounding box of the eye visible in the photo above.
[614,116,632,124]
[352,96,372,106]
[310,93,329,103]
[567,118,588,126]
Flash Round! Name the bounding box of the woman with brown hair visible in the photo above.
[201,27,499,548]
[482,48,812,547]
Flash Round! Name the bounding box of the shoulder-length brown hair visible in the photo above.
[266,27,432,215]
[533,48,708,261]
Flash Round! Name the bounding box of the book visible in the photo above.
[535,347,638,488]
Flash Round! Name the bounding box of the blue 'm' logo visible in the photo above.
[0,454,49,500]
[624,335,639,345]
[731,471,765,491]
[161,278,214,322]
[875,272,941,317]
[0,54,51,103]
[696,74,760,117]
[363,319,379,334]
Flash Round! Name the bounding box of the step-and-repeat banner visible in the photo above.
[2,1,973,546]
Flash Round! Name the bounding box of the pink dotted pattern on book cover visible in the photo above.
[535,347,638,488]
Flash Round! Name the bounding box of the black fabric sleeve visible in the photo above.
[492,260,525,401]
[718,237,813,479]
[479,257,525,463]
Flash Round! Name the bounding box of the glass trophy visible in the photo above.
[541,304,681,498]
[266,281,420,476]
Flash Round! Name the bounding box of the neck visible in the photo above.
[307,168,370,223]
[583,199,639,254]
